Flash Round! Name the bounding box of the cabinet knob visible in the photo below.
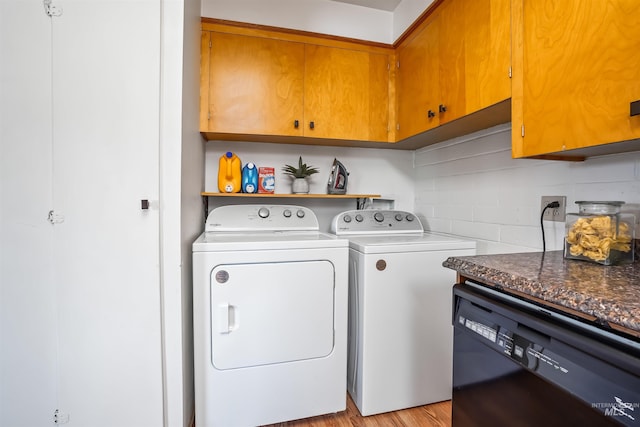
[309,121,315,130]
[427,110,436,118]
[294,119,299,128]
[439,104,447,113]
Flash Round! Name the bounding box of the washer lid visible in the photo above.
[347,232,476,253]
[192,231,348,252]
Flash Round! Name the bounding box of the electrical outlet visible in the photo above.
[541,196,567,222]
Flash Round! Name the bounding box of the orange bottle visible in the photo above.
[218,152,242,193]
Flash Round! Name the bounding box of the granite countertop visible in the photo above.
[443,250,640,338]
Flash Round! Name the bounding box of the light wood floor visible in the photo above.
[263,394,452,427]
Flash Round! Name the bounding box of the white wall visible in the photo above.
[414,124,640,255]
[204,141,415,231]
[393,0,434,40]
[179,0,205,425]
[160,0,203,425]
[202,0,433,44]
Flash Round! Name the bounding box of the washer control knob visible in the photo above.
[283,209,292,218]
[296,209,305,218]
[258,207,270,218]
[355,214,364,222]
[374,212,385,223]
[406,214,415,222]
[343,215,352,223]
[395,213,403,221]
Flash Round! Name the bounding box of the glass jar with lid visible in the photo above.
[564,201,635,265]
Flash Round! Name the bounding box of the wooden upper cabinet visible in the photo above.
[437,0,466,124]
[512,0,640,158]
[304,45,391,142]
[395,0,509,141]
[396,16,440,140]
[200,24,393,144]
[200,31,304,136]
[464,0,511,115]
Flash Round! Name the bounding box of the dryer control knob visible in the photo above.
[395,213,403,221]
[296,209,305,218]
[406,214,415,222]
[343,215,352,223]
[355,214,364,222]
[258,207,270,218]
[283,209,292,218]
[374,212,385,223]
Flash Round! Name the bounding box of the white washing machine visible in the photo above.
[330,209,476,416]
[193,204,349,427]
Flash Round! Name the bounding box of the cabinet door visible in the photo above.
[396,0,466,139]
[438,0,466,124]
[464,0,511,115]
[304,45,391,142]
[202,31,305,136]
[512,0,640,158]
[396,16,440,140]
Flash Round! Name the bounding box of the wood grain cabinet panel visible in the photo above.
[200,27,392,144]
[438,0,466,124]
[395,0,510,141]
[512,0,640,158]
[201,31,304,137]
[464,0,511,115]
[304,45,391,142]
[396,16,440,140]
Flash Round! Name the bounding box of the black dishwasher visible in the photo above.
[452,282,640,427]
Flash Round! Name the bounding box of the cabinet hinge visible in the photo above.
[48,210,65,225]
[43,0,63,16]
[396,61,400,69]
[508,66,512,78]
[396,123,400,131]
[521,124,525,137]
[209,40,212,49]
[54,409,70,424]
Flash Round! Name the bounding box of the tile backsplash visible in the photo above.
[413,124,640,255]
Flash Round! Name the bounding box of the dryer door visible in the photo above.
[210,260,335,370]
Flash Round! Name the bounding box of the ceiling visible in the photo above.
[329,0,402,11]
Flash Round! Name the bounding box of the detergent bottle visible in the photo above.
[218,152,242,193]
[241,162,258,193]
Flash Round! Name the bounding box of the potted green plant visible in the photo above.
[282,156,319,194]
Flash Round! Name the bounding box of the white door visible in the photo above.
[0,1,163,426]
[0,2,58,426]
[51,1,163,426]
[210,261,335,370]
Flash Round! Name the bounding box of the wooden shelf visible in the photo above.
[201,192,381,199]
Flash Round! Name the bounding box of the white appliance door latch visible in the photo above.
[218,303,237,334]
[48,210,65,225]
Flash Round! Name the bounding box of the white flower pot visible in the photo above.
[292,178,309,194]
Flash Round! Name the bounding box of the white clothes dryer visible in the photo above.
[331,209,476,416]
[193,205,348,427]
